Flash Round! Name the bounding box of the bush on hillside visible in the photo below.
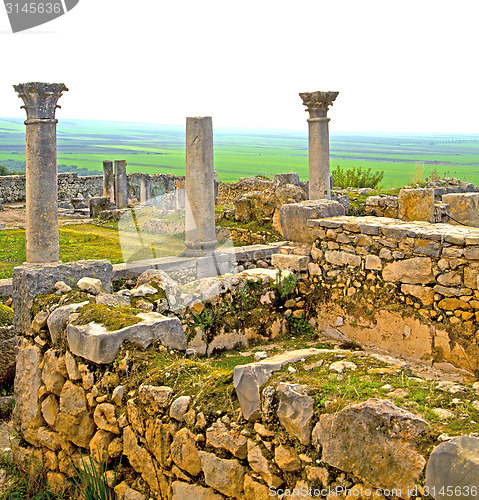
[332,165,384,189]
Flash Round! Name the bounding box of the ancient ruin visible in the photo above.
[14,82,67,263]
[1,83,479,499]
[300,91,338,200]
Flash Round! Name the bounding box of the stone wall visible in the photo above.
[305,216,479,372]
[0,172,183,204]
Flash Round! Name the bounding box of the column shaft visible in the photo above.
[300,91,338,200]
[184,117,217,256]
[308,116,331,199]
[102,160,114,202]
[25,119,59,262]
[140,176,152,204]
[115,160,128,209]
[14,82,67,264]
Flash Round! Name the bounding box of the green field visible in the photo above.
[1,117,478,188]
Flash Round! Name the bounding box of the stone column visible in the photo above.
[184,117,217,256]
[300,91,338,200]
[102,160,114,202]
[14,82,68,263]
[115,160,128,209]
[140,176,152,204]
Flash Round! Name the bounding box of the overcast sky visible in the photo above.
[0,0,478,133]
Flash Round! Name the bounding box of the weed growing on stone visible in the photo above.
[71,304,141,332]
[70,453,115,500]
[0,454,62,499]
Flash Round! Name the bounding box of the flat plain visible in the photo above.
[1,117,478,187]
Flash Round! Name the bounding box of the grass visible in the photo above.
[0,219,188,279]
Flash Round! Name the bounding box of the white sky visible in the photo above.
[0,0,478,133]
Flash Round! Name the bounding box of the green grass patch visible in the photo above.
[71,303,141,331]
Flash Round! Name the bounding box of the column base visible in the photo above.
[183,240,218,257]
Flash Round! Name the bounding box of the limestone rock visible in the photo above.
[206,419,248,459]
[67,312,186,364]
[32,310,49,332]
[443,192,479,227]
[247,439,282,488]
[233,348,331,421]
[95,293,130,307]
[47,302,88,345]
[46,472,70,496]
[13,343,43,446]
[425,436,479,500]
[0,326,16,385]
[54,281,71,294]
[64,350,81,380]
[94,403,120,434]
[365,255,382,271]
[77,277,103,295]
[312,398,428,492]
[275,444,301,472]
[37,427,62,451]
[329,361,357,373]
[138,385,173,415]
[280,200,345,243]
[55,380,96,448]
[172,481,224,500]
[244,474,270,500]
[127,399,144,436]
[130,284,158,297]
[400,284,435,305]
[112,385,125,406]
[382,257,434,284]
[108,436,123,458]
[12,260,113,336]
[171,428,202,476]
[305,466,329,486]
[41,394,59,427]
[123,426,167,497]
[398,188,435,222]
[169,395,191,421]
[145,419,171,467]
[277,383,314,445]
[89,429,114,463]
[136,269,179,296]
[200,451,245,499]
[41,349,66,396]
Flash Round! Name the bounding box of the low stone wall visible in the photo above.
[0,172,183,204]
[306,216,479,372]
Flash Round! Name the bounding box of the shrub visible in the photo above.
[332,165,384,189]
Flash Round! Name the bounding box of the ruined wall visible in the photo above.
[0,172,183,204]
[306,215,479,372]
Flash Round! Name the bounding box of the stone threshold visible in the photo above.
[308,216,479,245]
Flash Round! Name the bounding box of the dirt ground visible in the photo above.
[0,203,92,229]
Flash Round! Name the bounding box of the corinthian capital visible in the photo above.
[300,91,339,116]
[14,82,68,120]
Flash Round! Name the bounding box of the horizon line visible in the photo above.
[1,116,479,137]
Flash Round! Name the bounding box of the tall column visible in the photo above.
[140,176,152,204]
[102,160,114,202]
[300,91,338,200]
[14,82,67,263]
[184,117,217,256]
[115,160,128,209]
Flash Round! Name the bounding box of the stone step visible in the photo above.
[271,253,311,272]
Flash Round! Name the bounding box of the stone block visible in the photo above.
[271,254,310,272]
[426,436,479,500]
[13,260,113,336]
[398,188,435,222]
[0,326,16,384]
[312,398,428,492]
[67,312,186,364]
[442,193,479,227]
[233,348,341,421]
[280,200,345,243]
[89,197,110,218]
[382,257,434,284]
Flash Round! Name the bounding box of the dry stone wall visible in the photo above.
[306,216,479,372]
[0,172,182,204]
